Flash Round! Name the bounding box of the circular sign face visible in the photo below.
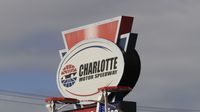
[57,39,124,101]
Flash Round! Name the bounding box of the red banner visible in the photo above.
[72,107,96,112]
[62,16,133,51]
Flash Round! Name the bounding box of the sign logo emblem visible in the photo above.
[61,64,77,88]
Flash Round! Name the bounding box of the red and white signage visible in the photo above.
[62,16,133,51]
[57,16,140,103]
[57,39,124,100]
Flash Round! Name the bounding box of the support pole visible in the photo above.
[104,91,108,112]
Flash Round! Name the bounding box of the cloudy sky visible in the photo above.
[0,0,200,112]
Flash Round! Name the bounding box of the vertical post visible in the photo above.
[104,91,108,112]
[51,101,56,112]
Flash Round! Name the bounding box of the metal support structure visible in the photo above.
[45,97,80,112]
[45,86,132,112]
[103,90,108,112]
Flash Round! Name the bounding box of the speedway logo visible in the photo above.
[61,64,77,88]
[57,39,124,100]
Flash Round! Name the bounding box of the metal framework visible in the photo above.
[45,86,132,112]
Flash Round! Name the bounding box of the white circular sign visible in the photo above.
[57,38,124,100]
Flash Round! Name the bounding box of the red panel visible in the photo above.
[98,86,131,92]
[64,21,118,50]
[62,16,134,50]
[119,16,134,35]
[45,97,79,103]
[64,29,85,50]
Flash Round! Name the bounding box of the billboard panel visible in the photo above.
[62,16,133,51]
[57,39,125,101]
[57,16,140,103]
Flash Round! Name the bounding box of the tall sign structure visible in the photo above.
[45,16,141,112]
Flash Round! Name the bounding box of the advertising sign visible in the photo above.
[57,39,124,100]
[57,16,141,102]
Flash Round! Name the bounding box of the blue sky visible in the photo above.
[0,0,200,112]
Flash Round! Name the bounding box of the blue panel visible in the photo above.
[118,38,127,51]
